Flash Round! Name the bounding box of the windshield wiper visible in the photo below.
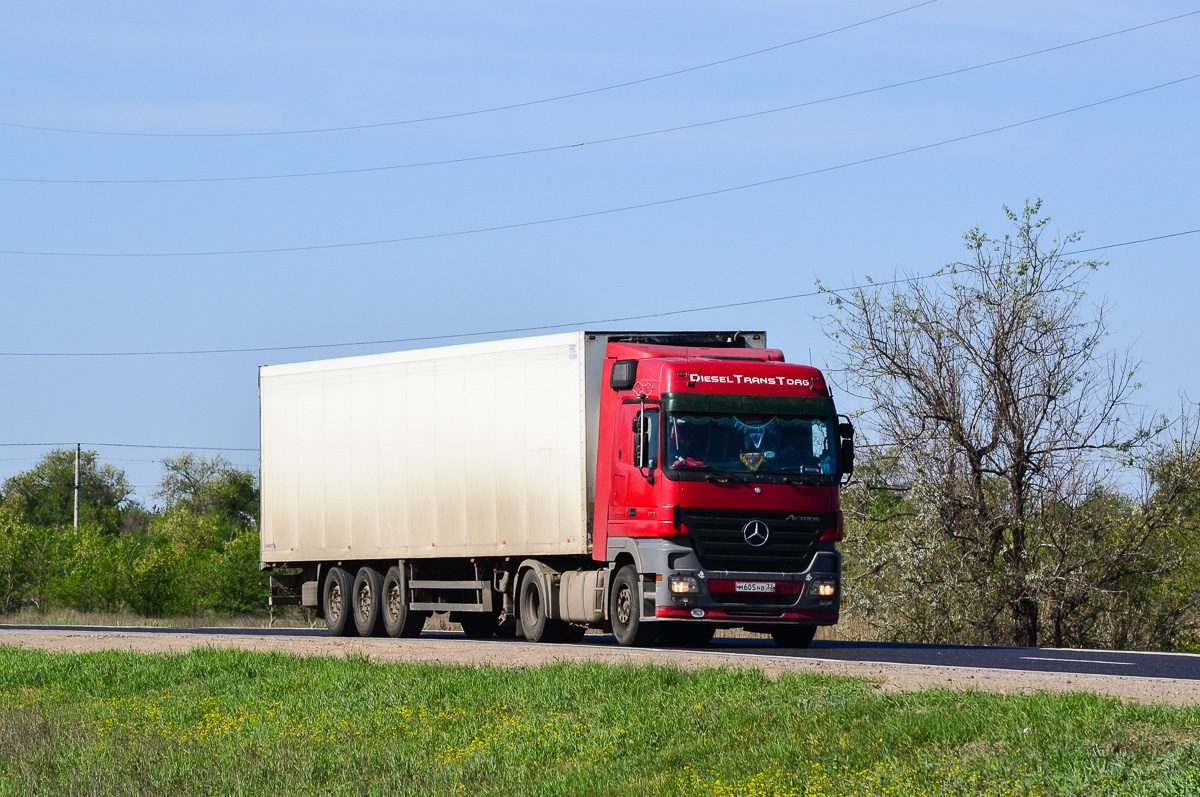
[780,474,822,486]
[703,471,747,484]
[674,464,748,483]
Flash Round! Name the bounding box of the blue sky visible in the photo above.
[1,1,1197,503]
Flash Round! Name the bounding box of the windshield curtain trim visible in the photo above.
[661,392,835,416]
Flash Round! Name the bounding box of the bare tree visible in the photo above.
[823,200,1154,647]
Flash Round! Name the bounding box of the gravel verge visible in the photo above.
[3,628,1198,706]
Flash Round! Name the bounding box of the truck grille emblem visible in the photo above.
[742,520,770,547]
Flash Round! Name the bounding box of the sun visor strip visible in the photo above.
[661,393,836,416]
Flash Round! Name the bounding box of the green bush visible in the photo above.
[0,450,267,620]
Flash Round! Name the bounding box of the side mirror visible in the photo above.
[610,359,637,391]
[633,409,657,484]
[837,418,855,477]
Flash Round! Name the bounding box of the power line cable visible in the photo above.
[3,72,1196,259]
[0,275,933,357]
[0,1,938,139]
[6,10,1194,186]
[0,443,257,451]
[2,225,1194,359]
[1056,228,1200,255]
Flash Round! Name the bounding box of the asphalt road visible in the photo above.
[5,624,1198,682]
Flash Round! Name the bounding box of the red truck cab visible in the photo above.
[593,341,852,647]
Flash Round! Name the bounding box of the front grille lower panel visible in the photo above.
[707,592,800,606]
[680,508,834,572]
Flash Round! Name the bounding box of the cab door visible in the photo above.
[613,402,661,533]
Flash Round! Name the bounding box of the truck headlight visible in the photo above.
[669,575,700,594]
[812,582,836,597]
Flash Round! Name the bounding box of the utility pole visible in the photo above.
[74,443,80,532]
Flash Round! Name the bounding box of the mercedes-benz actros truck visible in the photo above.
[260,331,852,647]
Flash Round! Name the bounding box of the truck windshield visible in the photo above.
[665,412,837,476]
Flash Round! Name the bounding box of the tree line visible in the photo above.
[825,200,1200,651]
[0,450,265,617]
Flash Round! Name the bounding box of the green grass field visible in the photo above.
[0,646,1197,796]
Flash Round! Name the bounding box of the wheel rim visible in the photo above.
[357,581,372,619]
[328,582,342,623]
[615,584,632,626]
[386,583,401,622]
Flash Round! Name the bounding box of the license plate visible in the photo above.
[734,581,775,593]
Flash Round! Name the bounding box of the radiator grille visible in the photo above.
[680,509,834,571]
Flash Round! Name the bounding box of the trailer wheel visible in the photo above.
[518,572,565,643]
[323,567,355,637]
[656,624,714,648]
[770,624,817,648]
[454,612,499,639]
[610,565,654,647]
[352,567,386,637]
[382,566,426,638]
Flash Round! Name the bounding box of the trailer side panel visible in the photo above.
[260,333,589,562]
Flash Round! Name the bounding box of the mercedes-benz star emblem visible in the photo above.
[742,519,770,547]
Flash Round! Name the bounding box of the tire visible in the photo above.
[352,567,386,637]
[381,566,426,638]
[770,624,817,648]
[610,565,654,647]
[656,624,714,648]
[454,612,499,639]
[401,611,429,638]
[518,572,566,643]
[322,566,355,637]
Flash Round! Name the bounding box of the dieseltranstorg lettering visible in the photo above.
[689,374,810,387]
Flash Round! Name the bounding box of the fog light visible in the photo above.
[669,574,700,594]
[815,583,836,597]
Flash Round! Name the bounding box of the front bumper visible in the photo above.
[624,537,841,626]
[655,605,838,623]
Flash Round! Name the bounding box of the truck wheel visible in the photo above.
[770,625,817,648]
[382,566,426,638]
[610,565,654,647]
[656,624,714,648]
[353,567,386,637]
[518,572,566,643]
[454,612,499,639]
[323,567,355,637]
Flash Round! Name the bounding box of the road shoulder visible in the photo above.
[2,628,1197,706]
